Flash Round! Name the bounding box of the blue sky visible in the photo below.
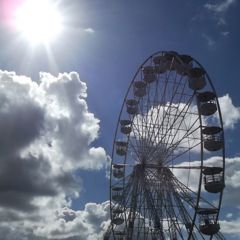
[0,0,239,239]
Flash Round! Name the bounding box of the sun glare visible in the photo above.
[15,0,63,45]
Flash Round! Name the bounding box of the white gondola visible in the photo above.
[112,217,124,225]
[202,126,223,151]
[112,208,124,214]
[143,66,155,75]
[179,54,193,64]
[126,99,138,114]
[176,54,193,75]
[115,141,128,156]
[114,231,126,237]
[113,164,124,169]
[143,66,156,82]
[153,55,164,65]
[203,167,224,193]
[164,51,180,71]
[188,67,206,90]
[198,208,220,235]
[112,186,123,191]
[103,233,110,240]
[144,73,156,83]
[113,168,124,178]
[134,81,147,97]
[112,194,123,202]
[120,120,132,134]
[112,185,123,203]
[197,91,217,116]
[153,55,172,73]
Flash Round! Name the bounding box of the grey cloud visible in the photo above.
[0,153,80,213]
[0,70,108,239]
[0,87,44,156]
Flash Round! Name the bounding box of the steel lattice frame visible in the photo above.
[109,51,225,240]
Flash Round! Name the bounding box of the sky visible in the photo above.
[0,0,239,239]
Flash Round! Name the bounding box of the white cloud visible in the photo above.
[221,157,240,206]
[217,17,227,26]
[0,201,110,240]
[221,31,230,36]
[34,201,110,240]
[0,70,108,239]
[218,94,240,129]
[220,219,240,235]
[201,33,216,47]
[204,0,237,13]
[204,0,237,27]
[172,160,202,192]
[84,28,95,34]
[226,213,233,218]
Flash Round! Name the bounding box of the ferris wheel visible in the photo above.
[108,51,225,240]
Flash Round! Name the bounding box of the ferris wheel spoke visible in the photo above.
[141,169,164,238]
[130,116,146,158]
[161,171,183,238]
[157,93,195,147]
[126,188,138,238]
[153,76,187,148]
[141,70,174,154]
[155,168,206,239]
[149,168,193,239]
[163,111,200,156]
[150,74,187,145]
[128,137,143,162]
[143,179,165,239]
[146,93,195,164]
[171,172,216,209]
[165,141,201,165]
[134,80,189,164]
[163,106,199,147]
[174,176,220,239]
[146,73,185,152]
[163,124,201,163]
[171,185,205,240]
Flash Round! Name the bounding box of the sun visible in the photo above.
[15,0,63,45]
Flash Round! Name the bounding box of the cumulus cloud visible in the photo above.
[34,201,110,240]
[221,157,240,206]
[0,201,110,240]
[218,94,240,129]
[0,70,108,239]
